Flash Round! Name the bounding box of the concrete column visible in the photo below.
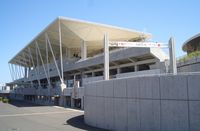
[65,48,68,57]
[24,67,28,78]
[71,98,74,108]
[104,33,109,80]
[117,67,121,74]
[81,40,87,60]
[92,72,95,77]
[81,72,85,87]
[81,96,84,109]
[134,65,138,72]
[169,37,177,75]
[67,48,71,58]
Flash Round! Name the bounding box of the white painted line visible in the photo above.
[0,111,72,118]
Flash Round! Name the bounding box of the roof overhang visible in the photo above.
[182,33,200,52]
[9,16,152,67]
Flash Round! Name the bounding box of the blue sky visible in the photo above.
[0,0,200,83]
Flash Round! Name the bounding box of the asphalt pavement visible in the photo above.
[0,100,106,131]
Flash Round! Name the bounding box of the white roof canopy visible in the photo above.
[9,16,151,67]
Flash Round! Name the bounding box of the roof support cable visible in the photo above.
[15,65,20,80]
[23,52,33,87]
[45,36,51,99]
[14,65,17,80]
[8,63,14,81]
[58,18,64,83]
[46,33,62,83]
[19,65,23,79]
[28,47,41,88]
[46,36,50,82]
[11,64,16,81]
[35,41,51,89]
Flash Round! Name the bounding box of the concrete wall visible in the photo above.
[84,73,200,131]
[177,56,200,72]
[82,76,104,85]
[116,69,161,78]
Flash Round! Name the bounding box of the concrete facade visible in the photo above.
[84,73,200,131]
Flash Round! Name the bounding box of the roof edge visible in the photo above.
[9,16,152,64]
[8,17,59,64]
[182,33,200,52]
[59,16,152,38]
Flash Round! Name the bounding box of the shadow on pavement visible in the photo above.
[9,100,45,107]
[66,115,107,131]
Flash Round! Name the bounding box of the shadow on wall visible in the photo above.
[66,115,107,131]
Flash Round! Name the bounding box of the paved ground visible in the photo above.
[0,100,106,131]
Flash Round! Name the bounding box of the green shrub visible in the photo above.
[2,98,9,103]
[179,51,200,62]
[0,97,2,101]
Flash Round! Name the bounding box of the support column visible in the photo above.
[169,37,177,75]
[8,63,14,81]
[24,67,28,78]
[58,18,66,107]
[28,47,41,88]
[134,65,138,72]
[92,72,95,77]
[58,18,64,83]
[67,48,71,58]
[65,48,68,58]
[104,33,109,80]
[81,40,87,60]
[80,71,85,86]
[81,97,84,109]
[117,67,121,74]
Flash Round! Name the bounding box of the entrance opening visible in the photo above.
[54,96,60,106]
[74,98,81,108]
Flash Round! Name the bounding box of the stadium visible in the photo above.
[8,17,168,109]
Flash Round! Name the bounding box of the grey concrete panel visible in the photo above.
[84,96,90,125]
[84,84,90,96]
[114,98,128,131]
[104,97,114,130]
[161,100,189,131]
[189,101,200,131]
[127,77,140,98]
[140,99,160,131]
[139,76,160,99]
[90,96,97,127]
[88,82,96,96]
[84,96,93,126]
[188,75,200,100]
[96,82,104,97]
[160,75,187,100]
[113,78,126,98]
[127,99,140,131]
[103,80,114,97]
[96,97,105,128]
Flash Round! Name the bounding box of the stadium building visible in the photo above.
[8,17,168,109]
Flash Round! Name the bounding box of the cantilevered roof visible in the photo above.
[9,16,151,67]
[182,33,200,52]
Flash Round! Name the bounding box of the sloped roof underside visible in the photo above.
[182,33,200,52]
[9,17,151,67]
